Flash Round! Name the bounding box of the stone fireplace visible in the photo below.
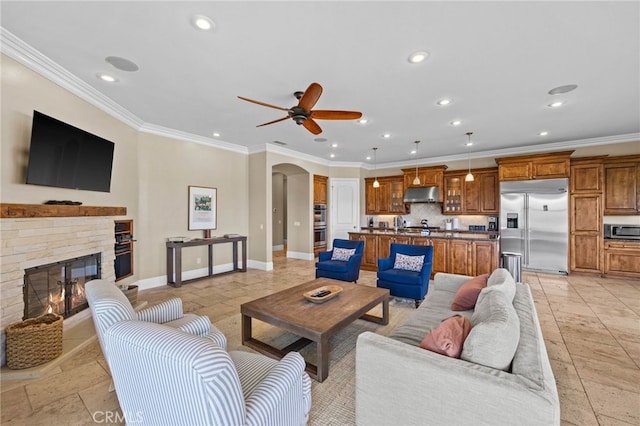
[0,203,125,366]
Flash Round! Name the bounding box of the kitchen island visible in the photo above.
[349,229,500,277]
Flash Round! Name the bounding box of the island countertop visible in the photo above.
[349,229,500,241]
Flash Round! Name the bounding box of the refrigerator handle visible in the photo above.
[524,194,529,266]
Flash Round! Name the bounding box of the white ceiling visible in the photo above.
[1,1,639,166]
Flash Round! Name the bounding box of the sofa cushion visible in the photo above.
[419,315,471,358]
[331,247,355,261]
[461,290,520,371]
[451,274,488,311]
[393,253,425,272]
[476,273,516,307]
[487,268,516,287]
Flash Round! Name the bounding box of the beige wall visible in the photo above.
[2,54,249,286]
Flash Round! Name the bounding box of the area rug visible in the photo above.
[214,297,414,425]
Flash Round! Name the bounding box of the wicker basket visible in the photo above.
[5,313,63,369]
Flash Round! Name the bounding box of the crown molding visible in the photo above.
[139,123,248,154]
[357,133,640,171]
[1,27,144,130]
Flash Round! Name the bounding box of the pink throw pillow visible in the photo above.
[451,274,489,311]
[420,315,472,358]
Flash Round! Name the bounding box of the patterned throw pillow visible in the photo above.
[331,247,356,261]
[393,253,425,272]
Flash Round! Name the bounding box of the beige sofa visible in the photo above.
[355,268,559,426]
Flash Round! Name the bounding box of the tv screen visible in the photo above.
[26,111,115,192]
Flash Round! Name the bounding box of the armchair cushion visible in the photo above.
[393,253,425,272]
[136,297,184,323]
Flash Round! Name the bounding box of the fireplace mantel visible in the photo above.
[1,203,126,218]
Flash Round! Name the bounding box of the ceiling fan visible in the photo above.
[238,82,362,135]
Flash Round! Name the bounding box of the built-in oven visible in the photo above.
[604,224,640,240]
[314,204,327,227]
[314,226,327,247]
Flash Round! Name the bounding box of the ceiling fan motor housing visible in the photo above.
[289,106,310,124]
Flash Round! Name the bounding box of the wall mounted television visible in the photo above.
[26,111,115,193]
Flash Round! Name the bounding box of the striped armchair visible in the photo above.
[85,280,227,368]
[106,321,312,426]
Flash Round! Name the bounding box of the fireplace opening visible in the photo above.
[23,253,101,320]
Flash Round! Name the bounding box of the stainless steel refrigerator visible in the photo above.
[500,178,569,274]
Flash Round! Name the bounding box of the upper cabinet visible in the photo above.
[495,151,573,181]
[603,155,640,215]
[443,168,499,215]
[364,175,407,214]
[313,175,328,205]
[401,165,447,202]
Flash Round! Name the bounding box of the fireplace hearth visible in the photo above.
[23,253,101,320]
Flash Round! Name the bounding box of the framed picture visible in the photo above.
[188,186,217,230]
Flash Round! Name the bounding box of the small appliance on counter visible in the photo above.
[378,221,390,229]
[445,219,453,231]
[452,217,460,230]
[488,216,498,231]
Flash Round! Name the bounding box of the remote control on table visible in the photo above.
[311,289,331,298]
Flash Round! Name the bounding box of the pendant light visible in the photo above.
[412,141,421,185]
[372,147,380,188]
[465,132,475,182]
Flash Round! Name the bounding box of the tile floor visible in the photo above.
[1,257,639,425]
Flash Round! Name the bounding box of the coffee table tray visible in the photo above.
[303,285,343,303]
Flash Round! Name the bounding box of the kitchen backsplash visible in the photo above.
[364,203,494,230]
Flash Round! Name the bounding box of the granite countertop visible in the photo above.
[351,229,500,241]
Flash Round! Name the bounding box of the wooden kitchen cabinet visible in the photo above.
[402,165,447,189]
[569,157,605,273]
[443,168,499,215]
[604,240,640,278]
[411,236,449,277]
[350,233,379,270]
[603,156,640,215]
[313,175,328,204]
[448,239,473,276]
[365,176,406,214]
[496,151,573,181]
[472,240,500,276]
[377,234,411,260]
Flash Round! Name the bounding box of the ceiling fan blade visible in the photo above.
[311,110,363,120]
[303,117,323,135]
[256,116,290,127]
[237,96,290,112]
[297,82,323,112]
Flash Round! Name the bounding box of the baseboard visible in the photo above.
[286,251,315,261]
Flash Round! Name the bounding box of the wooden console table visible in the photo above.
[166,236,247,287]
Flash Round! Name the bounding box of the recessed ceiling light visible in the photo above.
[450,120,462,126]
[331,143,338,148]
[548,101,565,108]
[465,141,474,147]
[548,84,577,95]
[97,73,117,83]
[105,56,139,72]
[357,118,368,125]
[212,132,221,137]
[539,131,549,136]
[437,98,452,106]
[330,153,336,158]
[411,149,417,155]
[382,133,391,139]
[192,14,215,30]
[366,156,371,160]
[408,51,430,64]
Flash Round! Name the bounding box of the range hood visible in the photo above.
[403,186,439,203]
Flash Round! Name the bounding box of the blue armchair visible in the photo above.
[377,244,433,307]
[315,239,364,283]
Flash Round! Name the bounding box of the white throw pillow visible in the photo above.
[462,290,520,371]
[393,253,425,272]
[331,247,355,261]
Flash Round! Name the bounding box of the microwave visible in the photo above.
[604,224,640,240]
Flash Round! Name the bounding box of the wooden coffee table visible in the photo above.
[241,278,389,382]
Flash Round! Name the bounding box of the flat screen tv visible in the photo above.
[26,111,115,192]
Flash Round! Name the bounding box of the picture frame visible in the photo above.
[188,186,217,230]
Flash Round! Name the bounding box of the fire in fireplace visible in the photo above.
[23,253,101,320]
